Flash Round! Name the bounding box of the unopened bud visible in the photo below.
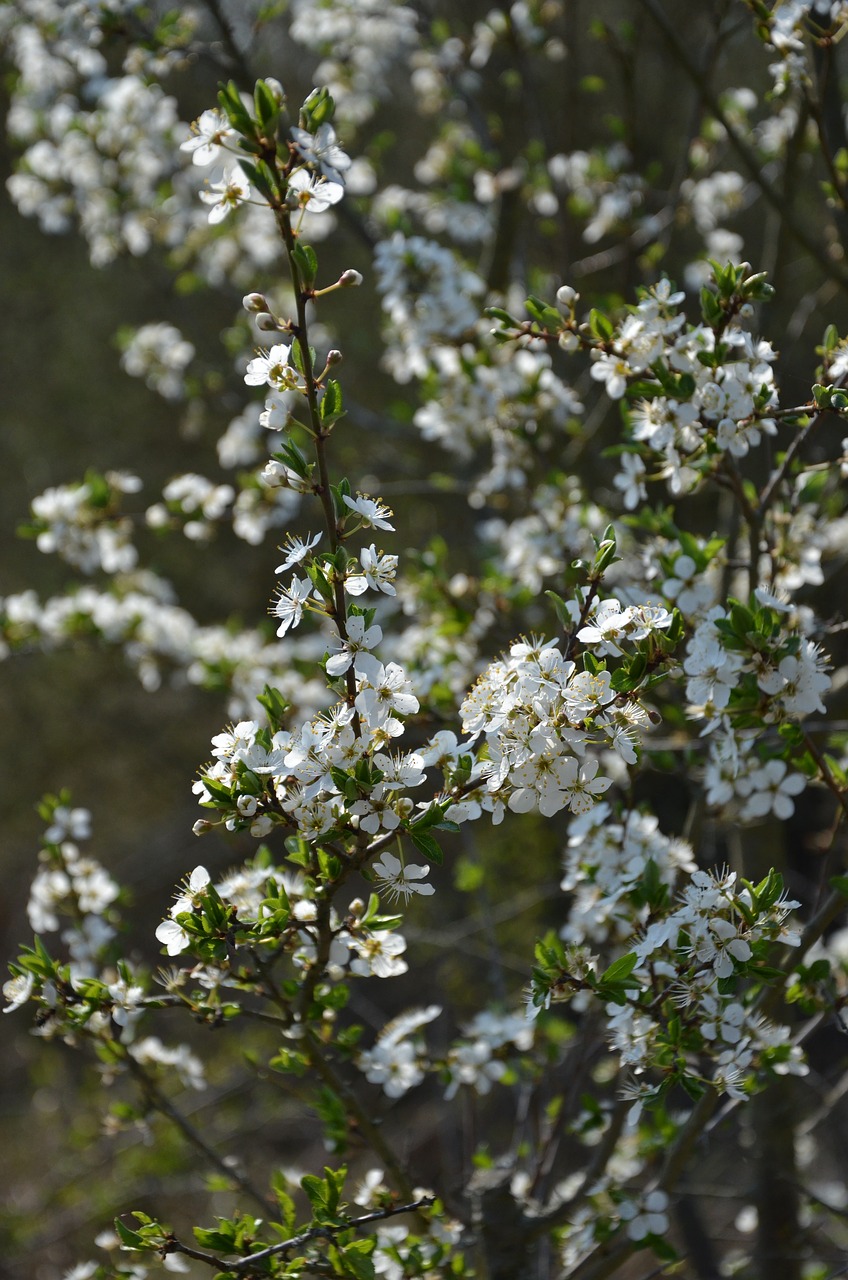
[257,313,282,331]
[264,78,285,106]
[348,897,365,917]
[327,348,343,366]
[558,330,579,353]
[243,292,269,313]
[192,819,214,836]
[556,284,578,309]
[339,268,363,288]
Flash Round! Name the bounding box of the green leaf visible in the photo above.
[292,242,318,289]
[114,1218,149,1251]
[301,1174,330,1214]
[410,829,444,865]
[321,379,343,424]
[545,590,572,628]
[588,308,614,340]
[525,294,563,330]
[217,80,255,137]
[340,1239,376,1280]
[599,952,638,984]
[194,1227,238,1252]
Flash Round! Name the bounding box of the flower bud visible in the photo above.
[327,349,343,366]
[339,268,363,288]
[558,330,579,352]
[192,819,214,836]
[243,292,269,313]
[257,313,282,331]
[556,284,579,309]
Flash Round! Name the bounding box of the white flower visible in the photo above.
[180,108,234,166]
[290,123,352,184]
[739,759,806,821]
[613,453,647,509]
[2,971,34,1013]
[350,930,409,978]
[371,851,435,903]
[287,167,344,212]
[345,545,398,596]
[620,1189,670,1241]
[273,576,315,635]
[589,351,632,399]
[326,615,383,676]
[354,653,419,725]
[199,165,251,223]
[275,531,321,572]
[129,1036,206,1089]
[155,867,211,955]
[342,493,395,530]
[694,916,752,979]
[245,343,294,389]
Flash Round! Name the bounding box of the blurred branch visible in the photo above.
[636,0,848,294]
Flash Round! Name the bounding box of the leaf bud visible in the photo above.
[338,268,363,288]
[263,78,286,106]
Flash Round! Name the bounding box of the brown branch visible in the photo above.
[126,1057,270,1214]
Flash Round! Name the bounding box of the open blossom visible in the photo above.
[345,545,398,595]
[326,614,382,675]
[693,916,752,979]
[129,1036,206,1090]
[354,653,419,725]
[245,343,294,390]
[737,759,806,821]
[757,643,830,717]
[290,123,351,184]
[349,930,408,978]
[3,971,35,1014]
[342,493,395,531]
[371,851,434,903]
[613,453,647,509]
[272,575,315,635]
[180,108,234,166]
[287,167,344,212]
[199,165,251,223]
[620,1190,670,1242]
[155,867,210,956]
[275,531,321,572]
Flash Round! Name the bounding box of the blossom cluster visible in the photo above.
[4,9,848,1279]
